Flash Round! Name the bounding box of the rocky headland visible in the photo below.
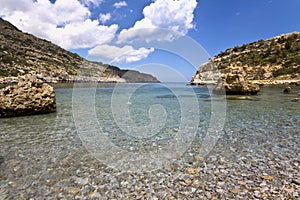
[0,74,56,117]
[0,18,159,84]
[191,32,300,94]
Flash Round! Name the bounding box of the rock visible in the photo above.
[237,181,247,186]
[191,62,260,95]
[185,167,200,175]
[291,179,300,185]
[227,96,260,101]
[283,86,292,93]
[0,74,56,118]
[67,187,81,195]
[261,175,274,181]
[293,93,300,102]
[230,188,242,194]
[261,193,268,198]
[0,156,4,165]
[213,68,260,95]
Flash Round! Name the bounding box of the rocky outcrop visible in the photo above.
[0,18,159,83]
[191,32,300,94]
[0,75,56,117]
[191,62,260,95]
[213,68,260,95]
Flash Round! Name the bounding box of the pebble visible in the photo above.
[230,188,242,194]
[67,188,81,195]
[185,167,200,175]
[237,181,247,186]
[261,175,274,181]
[205,191,212,199]
[291,179,300,185]
[0,156,4,165]
[216,189,224,194]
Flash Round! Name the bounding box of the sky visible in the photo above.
[1,0,300,82]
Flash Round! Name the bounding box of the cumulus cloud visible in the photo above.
[113,1,128,9]
[117,0,197,43]
[80,0,104,7]
[49,20,118,49]
[0,0,118,49]
[0,0,198,63]
[99,13,111,24]
[88,45,154,63]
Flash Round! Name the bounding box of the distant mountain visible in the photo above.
[0,18,159,83]
[191,32,300,87]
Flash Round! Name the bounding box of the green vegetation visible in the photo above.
[214,32,300,78]
[273,66,300,77]
[0,19,85,78]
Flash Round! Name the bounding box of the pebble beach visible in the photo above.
[0,84,299,199]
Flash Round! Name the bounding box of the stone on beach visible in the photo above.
[0,74,56,117]
[0,156,4,165]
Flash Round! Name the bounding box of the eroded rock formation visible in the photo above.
[0,75,56,117]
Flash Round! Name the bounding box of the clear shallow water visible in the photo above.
[0,83,299,199]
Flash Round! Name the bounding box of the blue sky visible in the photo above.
[1,0,299,82]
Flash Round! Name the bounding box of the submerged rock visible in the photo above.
[227,96,260,101]
[0,74,56,118]
[283,86,292,94]
[293,93,300,102]
[156,94,177,99]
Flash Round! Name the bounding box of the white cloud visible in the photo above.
[49,20,118,49]
[117,0,197,43]
[113,1,128,9]
[80,0,104,7]
[99,13,111,24]
[88,45,154,63]
[0,0,197,63]
[0,0,33,13]
[0,0,118,49]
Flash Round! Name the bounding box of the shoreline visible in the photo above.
[249,79,300,86]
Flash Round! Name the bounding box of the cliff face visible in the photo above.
[0,18,159,83]
[191,32,300,87]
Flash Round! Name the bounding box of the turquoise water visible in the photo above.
[0,83,299,198]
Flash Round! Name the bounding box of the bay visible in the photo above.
[0,83,299,199]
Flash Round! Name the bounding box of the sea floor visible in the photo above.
[0,84,299,199]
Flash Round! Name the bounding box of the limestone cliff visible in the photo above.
[191,32,300,92]
[0,18,159,83]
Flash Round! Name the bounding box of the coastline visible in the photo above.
[249,79,300,86]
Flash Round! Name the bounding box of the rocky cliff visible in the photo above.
[0,18,159,83]
[191,32,300,94]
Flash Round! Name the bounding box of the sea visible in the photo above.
[0,83,299,198]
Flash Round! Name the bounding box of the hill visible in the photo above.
[191,32,300,90]
[0,18,159,84]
